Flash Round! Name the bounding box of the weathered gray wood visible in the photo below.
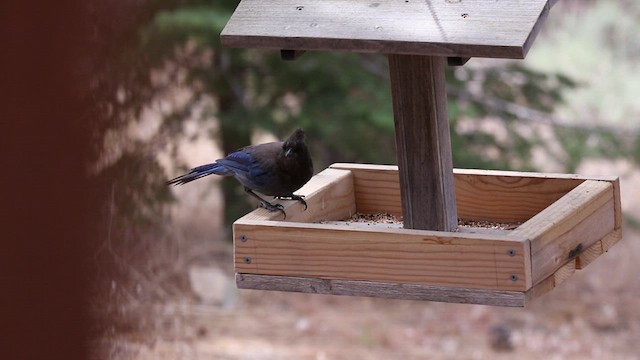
[221,0,553,59]
[388,54,457,231]
[236,273,526,307]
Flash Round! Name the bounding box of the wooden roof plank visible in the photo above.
[221,0,552,59]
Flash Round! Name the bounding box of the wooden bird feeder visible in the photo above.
[220,0,623,306]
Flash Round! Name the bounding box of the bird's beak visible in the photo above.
[285,148,293,157]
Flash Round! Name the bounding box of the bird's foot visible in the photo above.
[260,201,286,219]
[275,194,307,210]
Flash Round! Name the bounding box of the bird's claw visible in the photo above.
[260,202,286,219]
[295,195,308,211]
[275,194,308,211]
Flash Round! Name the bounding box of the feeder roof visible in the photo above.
[221,0,556,59]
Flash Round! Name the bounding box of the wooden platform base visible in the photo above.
[232,163,622,307]
[237,273,529,307]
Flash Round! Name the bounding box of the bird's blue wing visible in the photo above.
[217,147,275,193]
[217,150,254,174]
[167,162,229,185]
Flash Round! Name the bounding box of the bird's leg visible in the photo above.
[244,187,286,219]
[274,194,307,210]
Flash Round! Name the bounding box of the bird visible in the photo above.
[168,128,313,218]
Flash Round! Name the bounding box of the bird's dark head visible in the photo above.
[282,128,307,158]
[279,128,314,191]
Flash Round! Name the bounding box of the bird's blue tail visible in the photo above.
[167,162,230,185]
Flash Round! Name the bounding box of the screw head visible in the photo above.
[244,257,252,264]
[240,235,248,242]
[507,249,516,257]
[510,274,518,282]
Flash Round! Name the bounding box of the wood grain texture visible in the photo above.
[454,171,583,223]
[575,240,604,270]
[525,259,575,303]
[552,258,577,286]
[512,181,613,251]
[526,226,621,302]
[233,163,623,305]
[601,228,623,252]
[611,178,623,229]
[512,181,616,285]
[329,163,614,223]
[236,273,527,307]
[388,54,457,231]
[330,163,402,216]
[576,228,623,269]
[221,0,553,59]
[234,220,529,291]
[525,272,554,303]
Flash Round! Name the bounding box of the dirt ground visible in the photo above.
[95,233,640,360]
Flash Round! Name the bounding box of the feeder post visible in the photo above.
[220,0,560,232]
[388,54,458,231]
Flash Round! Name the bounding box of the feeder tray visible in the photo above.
[221,0,624,306]
[234,164,622,307]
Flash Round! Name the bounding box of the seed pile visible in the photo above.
[323,213,521,230]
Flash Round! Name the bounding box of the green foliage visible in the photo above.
[96,0,632,226]
[142,6,230,52]
[446,63,578,171]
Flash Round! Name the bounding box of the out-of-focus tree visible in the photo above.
[95,0,638,226]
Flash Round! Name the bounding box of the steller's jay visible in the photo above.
[168,128,313,218]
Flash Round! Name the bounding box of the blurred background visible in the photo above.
[85,0,640,358]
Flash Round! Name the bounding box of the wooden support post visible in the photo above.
[388,54,458,231]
